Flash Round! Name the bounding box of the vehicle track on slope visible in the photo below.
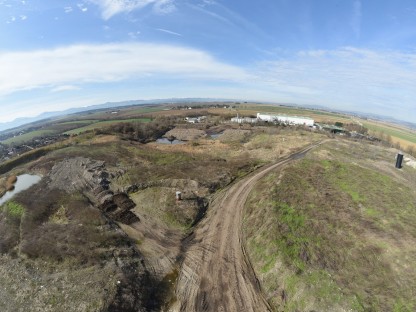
[173,143,322,312]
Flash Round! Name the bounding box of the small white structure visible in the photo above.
[257,113,314,127]
[231,117,258,124]
[185,116,207,123]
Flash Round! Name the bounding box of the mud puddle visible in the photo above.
[0,174,41,205]
[156,138,185,144]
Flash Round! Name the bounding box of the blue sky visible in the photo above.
[0,0,415,123]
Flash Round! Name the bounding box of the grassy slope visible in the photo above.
[64,118,152,135]
[244,140,416,312]
[0,122,96,145]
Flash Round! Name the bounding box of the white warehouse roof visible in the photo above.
[257,113,314,126]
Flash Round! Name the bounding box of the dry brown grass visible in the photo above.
[164,128,206,140]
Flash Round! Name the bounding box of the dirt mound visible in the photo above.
[164,128,206,141]
[219,129,251,142]
[49,157,138,224]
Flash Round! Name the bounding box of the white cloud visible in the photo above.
[64,6,73,13]
[153,0,175,14]
[7,16,16,23]
[156,28,182,36]
[77,3,88,12]
[50,85,81,93]
[1,43,415,123]
[20,15,27,20]
[88,0,176,20]
[255,47,416,119]
[127,31,140,39]
[0,42,249,96]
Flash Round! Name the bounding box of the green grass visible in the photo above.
[64,118,151,135]
[274,202,308,271]
[77,106,163,120]
[3,201,25,219]
[363,122,416,144]
[1,130,57,145]
[123,107,164,115]
[57,120,98,125]
[244,143,416,311]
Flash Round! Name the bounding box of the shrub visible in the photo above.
[3,201,24,219]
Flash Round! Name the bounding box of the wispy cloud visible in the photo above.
[156,28,182,36]
[190,1,272,42]
[6,16,16,23]
[1,41,415,123]
[153,0,175,14]
[50,85,81,93]
[255,47,416,118]
[88,0,176,20]
[128,30,141,39]
[187,3,233,26]
[0,42,249,96]
[77,3,88,12]
[64,6,73,13]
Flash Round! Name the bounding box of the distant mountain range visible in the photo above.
[0,98,227,133]
[0,98,415,133]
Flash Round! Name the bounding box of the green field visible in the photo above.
[1,130,57,145]
[57,120,98,125]
[74,107,163,120]
[64,118,152,135]
[363,122,416,144]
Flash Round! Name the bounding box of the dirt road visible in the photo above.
[172,143,320,312]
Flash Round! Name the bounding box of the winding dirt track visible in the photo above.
[173,143,321,312]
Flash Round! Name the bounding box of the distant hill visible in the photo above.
[0,98,230,133]
[1,98,415,133]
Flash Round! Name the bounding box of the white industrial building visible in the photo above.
[256,113,314,127]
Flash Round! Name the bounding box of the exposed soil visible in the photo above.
[164,128,207,141]
[48,157,138,224]
[219,129,251,142]
[172,144,320,311]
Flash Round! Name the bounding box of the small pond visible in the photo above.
[156,138,185,145]
[209,132,223,139]
[0,174,42,206]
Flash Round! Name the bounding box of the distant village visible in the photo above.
[0,134,68,163]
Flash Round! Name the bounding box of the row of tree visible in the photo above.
[97,116,176,143]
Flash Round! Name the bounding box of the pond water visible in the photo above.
[0,174,41,206]
[156,138,185,144]
[209,132,223,139]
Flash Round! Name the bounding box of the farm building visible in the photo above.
[256,113,314,127]
[185,116,207,123]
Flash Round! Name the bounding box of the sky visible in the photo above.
[0,0,416,123]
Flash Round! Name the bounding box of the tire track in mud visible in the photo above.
[172,143,322,312]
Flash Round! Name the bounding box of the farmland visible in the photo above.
[64,118,152,135]
[363,121,416,149]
